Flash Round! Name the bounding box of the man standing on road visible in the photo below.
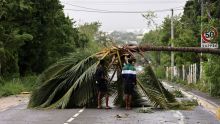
[95,59,111,109]
[122,58,137,110]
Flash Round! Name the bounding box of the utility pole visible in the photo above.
[171,9,174,80]
[200,0,204,80]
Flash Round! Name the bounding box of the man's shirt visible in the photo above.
[95,65,104,82]
[122,64,136,84]
[95,65,108,83]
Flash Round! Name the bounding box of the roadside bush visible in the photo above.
[175,79,187,85]
[0,77,3,84]
[204,55,220,97]
[154,66,166,79]
[0,81,25,97]
[21,75,38,91]
[194,81,209,93]
[0,76,37,97]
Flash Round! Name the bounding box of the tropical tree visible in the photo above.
[28,43,220,109]
[0,0,80,77]
[28,44,177,109]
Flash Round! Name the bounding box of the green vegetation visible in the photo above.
[174,79,210,93]
[168,99,198,110]
[141,0,220,97]
[0,82,25,97]
[204,55,220,96]
[138,107,153,113]
[1,0,77,76]
[0,76,37,97]
[0,0,104,78]
[172,90,184,98]
[153,66,166,79]
[0,0,105,97]
[138,64,176,103]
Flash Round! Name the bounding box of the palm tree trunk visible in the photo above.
[136,45,220,55]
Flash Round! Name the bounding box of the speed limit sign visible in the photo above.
[201,27,218,48]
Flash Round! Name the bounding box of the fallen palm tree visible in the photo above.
[29,44,218,109]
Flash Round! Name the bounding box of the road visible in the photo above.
[0,102,219,124]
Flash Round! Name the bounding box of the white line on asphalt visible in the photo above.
[78,109,84,113]
[73,113,80,118]
[67,117,75,122]
[64,107,85,124]
[176,111,184,124]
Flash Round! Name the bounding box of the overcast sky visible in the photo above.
[60,0,188,32]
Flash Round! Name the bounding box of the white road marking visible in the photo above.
[78,109,84,113]
[175,111,184,124]
[67,117,75,122]
[64,107,85,124]
[73,113,80,118]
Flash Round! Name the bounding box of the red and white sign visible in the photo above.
[201,27,218,48]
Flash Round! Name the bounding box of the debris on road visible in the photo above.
[138,107,154,113]
[115,113,130,119]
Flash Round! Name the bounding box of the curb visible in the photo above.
[162,81,220,120]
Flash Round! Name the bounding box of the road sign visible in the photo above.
[201,27,218,48]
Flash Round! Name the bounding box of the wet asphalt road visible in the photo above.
[0,103,219,124]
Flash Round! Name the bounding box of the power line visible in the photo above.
[62,2,110,12]
[62,2,183,11]
[64,8,183,14]
[62,2,184,14]
[61,0,187,4]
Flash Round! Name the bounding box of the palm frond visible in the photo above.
[47,62,98,109]
[138,64,176,103]
[38,52,93,84]
[137,52,176,103]
[113,72,124,106]
[137,80,168,109]
[28,52,98,108]
[29,49,112,108]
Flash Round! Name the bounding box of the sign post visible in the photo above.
[201,27,218,48]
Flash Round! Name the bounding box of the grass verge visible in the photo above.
[0,76,37,97]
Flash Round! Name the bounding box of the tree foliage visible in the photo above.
[141,0,220,97]
[0,0,100,78]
